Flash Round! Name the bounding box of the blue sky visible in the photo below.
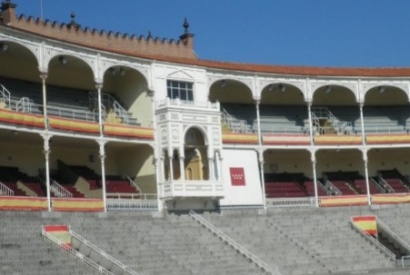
[16,1,410,67]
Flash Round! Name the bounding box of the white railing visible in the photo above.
[371,178,389,193]
[0,181,13,196]
[51,180,73,198]
[16,97,31,113]
[349,218,396,261]
[189,210,280,275]
[221,107,253,133]
[107,198,158,211]
[156,98,220,110]
[261,125,308,135]
[400,255,410,267]
[47,104,98,122]
[377,218,410,255]
[324,180,342,195]
[364,126,407,134]
[0,84,11,108]
[317,180,332,195]
[266,197,316,208]
[70,230,141,275]
[41,227,115,275]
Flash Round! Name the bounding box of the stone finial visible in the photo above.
[147,30,152,39]
[1,0,16,12]
[1,0,17,25]
[179,17,194,45]
[67,12,80,29]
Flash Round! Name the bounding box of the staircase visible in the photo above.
[311,107,352,135]
[42,224,140,275]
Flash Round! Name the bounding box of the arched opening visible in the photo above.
[363,86,409,134]
[184,127,208,181]
[312,85,359,135]
[260,83,307,134]
[103,66,151,127]
[209,79,255,133]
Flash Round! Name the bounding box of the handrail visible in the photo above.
[317,180,332,195]
[377,218,410,255]
[349,218,396,260]
[106,198,158,211]
[401,255,410,267]
[324,179,341,195]
[378,176,395,193]
[370,177,387,193]
[70,230,141,275]
[125,175,142,194]
[41,227,115,275]
[52,180,73,198]
[16,97,31,113]
[189,210,280,275]
[0,84,11,108]
[0,181,13,196]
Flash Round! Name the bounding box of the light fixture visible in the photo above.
[268,84,274,91]
[378,86,385,93]
[109,67,117,76]
[220,80,227,88]
[58,56,68,65]
[0,42,8,53]
[119,67,126,77]
[325,86,332,93]
[278,83,286,92]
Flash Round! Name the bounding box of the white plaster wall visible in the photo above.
[220,149,263,206]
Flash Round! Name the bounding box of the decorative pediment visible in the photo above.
[167,70,194,80]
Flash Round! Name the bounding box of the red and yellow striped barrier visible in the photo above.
[351,216,377,235]
[222,133,258,144]
[43,225,71,248]
[366,134,410,145]
[319,195,368,207]
[0,196,48,211]
[48,116,99,134]
[0,108,44,128]
[103,124,154,139]
[263,134,310,145]
[314,135,362,145]
[52,198,104,212]
[371,193,410,205]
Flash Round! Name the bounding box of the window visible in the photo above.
[167,80,193,101]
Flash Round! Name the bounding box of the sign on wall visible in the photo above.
[230,167,246,186]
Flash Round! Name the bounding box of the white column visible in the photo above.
[218,154,224,182]
[42,133,51,211]
[362,149,371,205]
[255,99,262,144]
[169,150,174,180]
[307,101,314,145]
[258,149,267,209]
[311,150,319,207]
[154,157,164,212]
[208,156,214,181]
[179,155,185,181]
[98,140,107,212]
[359,102,365,146]
[96,82,104,135]
[40,72,48,129]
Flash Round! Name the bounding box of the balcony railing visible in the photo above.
[162,180,224,199]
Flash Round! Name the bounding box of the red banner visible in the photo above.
[230,167,246,186]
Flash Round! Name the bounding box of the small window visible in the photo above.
[167,80,193,101]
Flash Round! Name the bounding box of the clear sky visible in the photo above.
[15,0,410,67]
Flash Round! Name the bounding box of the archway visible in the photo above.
[184,128,208,181]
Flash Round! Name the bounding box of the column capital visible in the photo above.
[95,82,103,90]
[39,71,48,80]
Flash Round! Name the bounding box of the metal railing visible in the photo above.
[317,180,332,195]
[0,181,13,196]
[125,175,142,194]
[349,218,396,261]
[378,177,395,193]
[16,97,31,113]
[41,227,115,275]
[364,126,407,134]
[70,230,141,275]
[324,179,342,195]
[107,198,158,211]
[371,177,389,193]
[90,92,136,125]
[189,210,280,275]
[266,197,316,208]
[51,180,73,198]
[221,107,253,133]
[0,84,11,108]
[377,218,410,255]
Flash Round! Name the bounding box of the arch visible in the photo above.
[209,78,254,104]
[183,127,208,181]
[47,54,95,90]
[0,39,39,67]
[364,85,409,105]
[46,52,95,77]
[183,126,208,146]
[102,64,149,85]
[260,82,305,105]
[312,84,357,106]
[208,77,253,93]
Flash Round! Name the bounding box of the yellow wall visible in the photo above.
[315,149,364,177]
[263,150,311,177]
[209,81,253,104]
[368,148,410,176]
[0,142,43,176]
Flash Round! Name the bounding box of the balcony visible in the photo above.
[161,180,224,200]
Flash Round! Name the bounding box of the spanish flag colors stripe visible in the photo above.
[314,135,362,145]
[48,116,100,134]
[263,134,310,145]
[0,196,48,211]
[0,108,44,128]
[222,133,258,144]
[52,198,104,212]
[103,124,154,139]
[43,225,71,248]
[351,216,377,235]
[320,195,368,207]
[371,193,410,205]
[366,134,410,144]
